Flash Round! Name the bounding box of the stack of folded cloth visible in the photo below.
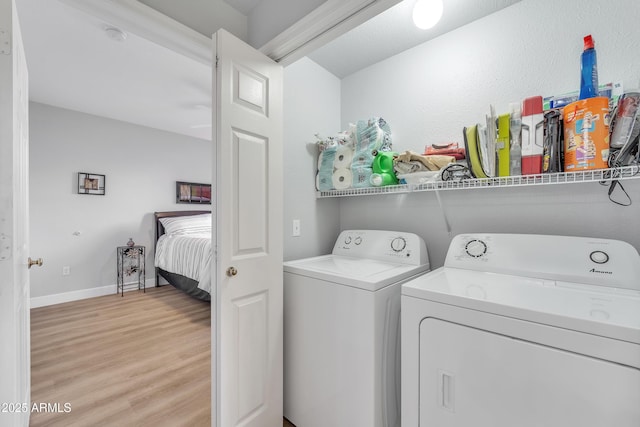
[393,150,456,175]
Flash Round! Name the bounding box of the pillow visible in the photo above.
[159,213,211,235]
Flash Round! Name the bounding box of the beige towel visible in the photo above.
[394,151,455,172]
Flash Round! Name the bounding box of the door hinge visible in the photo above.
[215,55,219,69]
[0,29,10,55]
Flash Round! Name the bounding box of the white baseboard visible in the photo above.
[31,278,159,308]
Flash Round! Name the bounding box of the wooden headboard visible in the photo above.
[153,210,211,286]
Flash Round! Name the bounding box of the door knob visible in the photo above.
[28,257,43,269]
[226,266,238,277]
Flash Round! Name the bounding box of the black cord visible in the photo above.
[599,164,640,206]
[441,163,472,181]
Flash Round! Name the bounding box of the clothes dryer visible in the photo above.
[284,230,430,427]
[402,233,640,427]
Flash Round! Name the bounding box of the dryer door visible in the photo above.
[419,318,640,427]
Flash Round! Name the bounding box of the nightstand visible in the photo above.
[116,245,145,297]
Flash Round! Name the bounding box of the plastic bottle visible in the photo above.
[579,34,599,100]
[509,103,522,176]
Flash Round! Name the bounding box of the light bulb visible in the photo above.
[412,0,444,30]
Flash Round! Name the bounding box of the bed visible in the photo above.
[154,211,212,301]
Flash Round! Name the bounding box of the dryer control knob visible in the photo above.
[465,239,487,258]
[590,250,609,264]
[390,237,406,252]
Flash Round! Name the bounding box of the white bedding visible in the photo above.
[154,232,212,294]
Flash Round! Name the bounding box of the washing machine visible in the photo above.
[284,229,430,427]
[401,233,640,427]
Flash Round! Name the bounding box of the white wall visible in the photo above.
[335,0,640,268]
[283,57,342,260]
[29,102,211,299]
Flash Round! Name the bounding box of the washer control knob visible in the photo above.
[390,237,407,252]
[590,250,609,264]
[344,236,352,245]
[465,239,487,258]
[354,236,362,245]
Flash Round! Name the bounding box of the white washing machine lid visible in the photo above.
[402,267,640,345]
[284,254,430,291]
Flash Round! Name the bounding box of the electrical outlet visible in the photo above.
[62,266,70,276]
[292,219,301,237]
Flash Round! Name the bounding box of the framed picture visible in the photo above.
[78,172,105,195]
[176,181,211,204]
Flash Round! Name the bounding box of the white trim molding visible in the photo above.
[259,0,401,65]
[30,278,159,308]
[56,0,400,67]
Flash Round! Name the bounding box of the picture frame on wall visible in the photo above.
[176,181,211,204]
[78,172,105,195]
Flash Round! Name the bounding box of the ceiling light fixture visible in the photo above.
[104,26,127,42]
[412,0,444,30]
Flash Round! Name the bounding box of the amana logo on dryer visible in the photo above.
[589,268,613,275]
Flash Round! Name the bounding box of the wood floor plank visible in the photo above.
[30,286,211,427]
[31,285,292,426]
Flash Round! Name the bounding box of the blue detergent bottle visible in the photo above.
[579,34,598,99]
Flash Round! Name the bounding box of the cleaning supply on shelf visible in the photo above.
[509,103,522,176]
[579,35,599,100]
[371,151,398,186]
[563,96,610,171]
[542,109,563,173]
[481,106,497,177]
[521,96,544,175]
[463,125,488,178]
[496,113,510,176]
[609,91,640,156]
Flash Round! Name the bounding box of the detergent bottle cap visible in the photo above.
[583,34,594,50]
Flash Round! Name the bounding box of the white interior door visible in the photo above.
[0,0,31,426]
[212,29,283,427]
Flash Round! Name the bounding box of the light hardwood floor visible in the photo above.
[31,285,294,427]
[30,286,211,426]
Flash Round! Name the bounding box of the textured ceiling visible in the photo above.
[308,0,522,78]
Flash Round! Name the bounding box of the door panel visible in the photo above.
[235,291,268,420]
[0,1,30,426]
[234,65,268,115]
[232,129,267,257]
[213,29,283,427]
[419,318,640,427]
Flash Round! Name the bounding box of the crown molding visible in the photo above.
[57,0,212,65]
[259,0,400,65]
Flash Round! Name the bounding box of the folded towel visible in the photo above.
[394,151,455,173]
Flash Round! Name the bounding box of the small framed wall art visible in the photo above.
[176,181,211,204]
[78,172,105,195]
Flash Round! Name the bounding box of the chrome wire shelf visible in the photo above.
[316,165,640,198]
